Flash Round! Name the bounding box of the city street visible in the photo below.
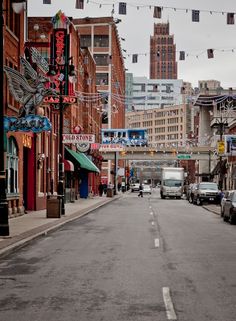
[0,189,235,321]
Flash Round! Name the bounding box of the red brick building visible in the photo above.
[150,22,177,79]
[4,0,26,215]
[74,17,126,184]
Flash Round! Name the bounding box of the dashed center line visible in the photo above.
[151,221,155,226]
[162,287,177,320]
[154,238,160,248]
[150,212,153,215]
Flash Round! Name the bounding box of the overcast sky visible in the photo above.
[28,0,236,88]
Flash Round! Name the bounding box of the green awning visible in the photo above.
[65,147,100,173]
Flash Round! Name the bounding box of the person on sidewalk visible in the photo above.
[98,182,104,197]
[138,183,143,197]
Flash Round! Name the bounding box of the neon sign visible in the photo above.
[4,116,52,133]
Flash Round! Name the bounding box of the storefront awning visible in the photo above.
[63,159,74,171]
[65,147,100,173]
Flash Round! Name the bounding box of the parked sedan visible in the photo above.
[222,190,236,224]
[220,190,235,217]
[143,184,152,194]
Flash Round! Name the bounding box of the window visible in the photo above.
[94,35,109,47]
[94,54,109,66]
[80,35,91,48]
[6,137,19,195]
[6,2,20,38]
[96,73,109,86]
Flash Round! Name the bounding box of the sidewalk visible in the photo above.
[0,194,121,258]
[202,204,221,215]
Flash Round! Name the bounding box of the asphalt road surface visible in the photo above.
[0,189,235,321]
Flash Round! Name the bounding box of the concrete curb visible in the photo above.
[0,195,121,258]
[202,205,221,216]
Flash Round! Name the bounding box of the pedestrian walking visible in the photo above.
[98,182,104,197]
[138,183,143,197]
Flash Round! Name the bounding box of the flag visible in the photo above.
[132,54,138,63]
[119,2,127,15]
[227,12,234,24]
[75,0,84,9]
[153,6,162,19]
[179,51,185,60]
[192,10,200,22]
[207,49,214,59]
[43,0,51,3]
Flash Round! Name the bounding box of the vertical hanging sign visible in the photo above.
[51,11,70,95]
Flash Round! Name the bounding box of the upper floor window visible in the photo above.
[94,35,109,47]
[80,35,91,48]
[6,3,21,38]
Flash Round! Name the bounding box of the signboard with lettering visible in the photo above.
[43,96,78,104]
[177,154,191,159]
[218,141,225,155]
[4,116,52,133]
[99,144,125,152]
[62,134,95,144]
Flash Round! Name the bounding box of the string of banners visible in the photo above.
[43,0,236,25]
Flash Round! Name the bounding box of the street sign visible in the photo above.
[218,141,225,155]
[177,154,191,159]
[62,134,95,144]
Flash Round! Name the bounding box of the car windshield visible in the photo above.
[163,180,182,187]
[199,183,218,190]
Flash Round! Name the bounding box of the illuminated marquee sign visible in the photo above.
[51,29,68,95]
[62,134,95,144]
[4,116,52,133]
[43,96,78,104]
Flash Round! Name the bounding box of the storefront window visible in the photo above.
[6,137,19,195]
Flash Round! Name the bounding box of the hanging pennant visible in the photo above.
[192,10,200,22]
[179,51,185,60]
[75,0,84,9]
[227,12,234,24]
[207,49,214,58]
[119,2,127,15]
[132,54,138,63]
[153,6,162,19]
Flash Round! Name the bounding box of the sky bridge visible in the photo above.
[101,146,217,161]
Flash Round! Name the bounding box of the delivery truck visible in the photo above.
[160,167,184,199]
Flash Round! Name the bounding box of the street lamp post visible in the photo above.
[58,80,65,215]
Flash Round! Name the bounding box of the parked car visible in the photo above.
[222,190,236,224]
[192,182,220,205]
[143,184,152,194]
[131,183,140,192]
[220,190,235,217]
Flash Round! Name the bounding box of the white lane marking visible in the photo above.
[150,212,153,215]
[151,221,155,226]
[162,287,177,320]
[149,206,152,209]
[154,238,160,248]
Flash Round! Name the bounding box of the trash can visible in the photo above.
[107,188,113,198]
[46,197,61,218]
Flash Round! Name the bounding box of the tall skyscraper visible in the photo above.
[150,22,177,79]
